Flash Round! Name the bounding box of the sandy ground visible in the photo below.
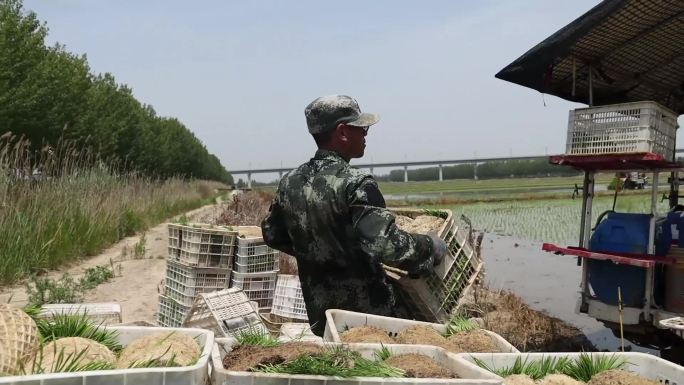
[0,201,224,324]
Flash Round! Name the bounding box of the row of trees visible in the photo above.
[0,0,231,182]
[385,158,578,182]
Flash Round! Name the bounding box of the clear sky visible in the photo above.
[22,0,684,180]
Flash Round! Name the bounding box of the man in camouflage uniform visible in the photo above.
[261,95,447,336]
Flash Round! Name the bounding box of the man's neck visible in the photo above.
[317,146,350,162]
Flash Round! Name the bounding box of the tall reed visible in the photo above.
[0,135,223,284]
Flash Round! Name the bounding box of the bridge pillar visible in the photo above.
[278,171,283,179]
[473,164,478,180]
[438,164,443,182]
[404,165,408,183]
[369,167,374,176]
[247,172,252,189]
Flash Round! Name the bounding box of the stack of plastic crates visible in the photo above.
[271,274,308,321]
[230,226,280,312]
[184,288,268,337]
[158,223,237,327]
[386,208,482,322]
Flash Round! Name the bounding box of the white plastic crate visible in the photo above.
[0,325,213,385]
[168,223,237,245]
[167,223,237,268]
[234,237,280,273]
[271,274,308,321]
[277,323,321,342]
[167,247,233,270]
[184,288,268,337]
[212,338,501,385]
[40,303,122,325]
[165,261,231,306]
[324,309,519,353]
[157,294,191,328]
[566,101,678,158]
[457,352,684,384]
[387,209,482,322]
[231,270,278,311]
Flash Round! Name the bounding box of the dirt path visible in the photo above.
[0,201,225,324]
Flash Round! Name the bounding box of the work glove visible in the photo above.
[427,231,447,267]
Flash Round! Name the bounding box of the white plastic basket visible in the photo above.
[230,270,278,311]
[168,223,237,245]
[0,325,214,385]
[165,261,231,306]
[157,294,191,328]
[234,237,280,273]
[271,274,308,321]
[566,101,678,158]
[183,288,268,337]
[458,352,684,383]
[39,303,122,325]
[211,338,501,385]
[387,209,482,322]
[277,323,321,342]
[167,223,237,268]
[324,309,519,353]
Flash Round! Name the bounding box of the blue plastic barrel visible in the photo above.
[587,259,645,306]
[588,212,671,306]
[589,212,671,256]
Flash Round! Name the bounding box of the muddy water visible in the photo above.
[482,233,659,354]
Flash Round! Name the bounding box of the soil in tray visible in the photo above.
[504,374,536,385]
[340,325,394,344]
[394,325,449,349]
[537,374,585,385]
[446,329,500,353]
[395,215,445,235]
[587,370,661,385]
[345,325,504,353]
[385,353,458,378]
[222,342,324,371]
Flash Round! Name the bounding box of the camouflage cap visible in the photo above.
[304,95,380,134]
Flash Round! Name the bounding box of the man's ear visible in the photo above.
[337,123,349,142]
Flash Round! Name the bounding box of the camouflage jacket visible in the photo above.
[261,149,435,335]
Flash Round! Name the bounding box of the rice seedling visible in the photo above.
[125,345,192,369]
[472,355,571,380]
[562,353,626,382]
[444,315,478,336]
[256,345,405,378]
[422,208,449,219]
[442,194,668,245]
[374,345,392,361]
[234,327,279,347]
[35,313,121,352]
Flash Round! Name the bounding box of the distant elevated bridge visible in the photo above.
[232,149,684,187]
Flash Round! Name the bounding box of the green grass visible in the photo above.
[25,263,116,306]
[0,137,224,284]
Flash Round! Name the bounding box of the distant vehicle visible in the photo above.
[621,172,648,190]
